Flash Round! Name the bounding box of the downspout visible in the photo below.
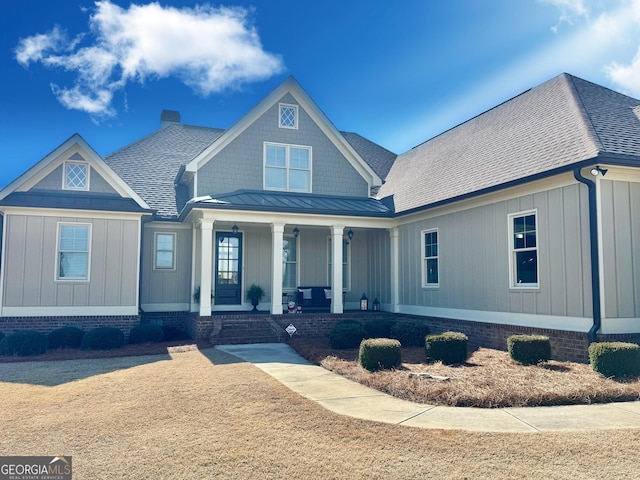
[573,167,601,343]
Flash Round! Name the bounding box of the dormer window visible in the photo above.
[279,103,298,129]
[64,161,89,190]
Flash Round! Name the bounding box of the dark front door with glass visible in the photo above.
[215,232,242,305]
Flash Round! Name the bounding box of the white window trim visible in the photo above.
[154,232,176,271]
[63,161,90,191]
[55,222,91,282]
[508,209,540,290]
[279,103,298,129]
[282,234,298,290]
[327,236,351,291]
[263,142,312,193]
[421,228,439,288]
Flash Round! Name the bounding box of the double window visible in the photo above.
[421,229,439,287]
[509,211,539,288]
[57,223,91,280]
[63,161,88,190]
[264,143,311,192]
[154,233,176,270]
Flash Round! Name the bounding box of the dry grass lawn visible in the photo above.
[1,344,640,479]
[289,338,640,408]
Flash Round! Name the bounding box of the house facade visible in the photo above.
[1,74,639,361]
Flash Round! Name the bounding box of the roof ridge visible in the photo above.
[562,73,606,154]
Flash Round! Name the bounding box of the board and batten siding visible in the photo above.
[140,224,192,309]
[397,183,592,318]
[196,93,369,198]
[2,214,139,308]
[600,179,640,319]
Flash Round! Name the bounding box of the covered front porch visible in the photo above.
[184,192,397,318]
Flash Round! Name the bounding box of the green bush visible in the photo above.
[425,331,468,365]
[507,334,551,365]
[588,342,640,378]
[48,326,85,349]
[329,322,367,349]
[363,319,395,338]
[162,325,190,341]
[359,338,402,371]
[0,331,4,342]
[81,327,124,350]
[129,324,165,344]
[0,330,48,356]
[390,320,431,347]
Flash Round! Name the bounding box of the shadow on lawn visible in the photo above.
[0,353,173,387]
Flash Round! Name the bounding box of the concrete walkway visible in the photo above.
[216,343,640,432]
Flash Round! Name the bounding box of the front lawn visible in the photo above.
[289,337,640,407]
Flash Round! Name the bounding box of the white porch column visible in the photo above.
[271,223,285,314]
[389,227,400,313]
[199,219,214,316]
[331,225,344,314]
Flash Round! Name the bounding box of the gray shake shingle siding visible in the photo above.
[378,73,640,214]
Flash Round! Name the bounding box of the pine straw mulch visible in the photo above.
[288,337,640,408]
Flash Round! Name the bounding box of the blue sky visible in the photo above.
[2,0,640,188]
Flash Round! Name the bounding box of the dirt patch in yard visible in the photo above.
[1,345,639,479]
[289,337,640,408]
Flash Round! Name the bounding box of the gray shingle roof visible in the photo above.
[378,73,640,214]
[105,124,225,219]
[104,122,393,219]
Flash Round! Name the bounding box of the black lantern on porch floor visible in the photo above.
[372,298,380,311]
[360,293,369,311]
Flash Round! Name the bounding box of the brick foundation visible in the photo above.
[0,315,141,341]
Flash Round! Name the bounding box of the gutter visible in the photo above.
[573,167,602,343]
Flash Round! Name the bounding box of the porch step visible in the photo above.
[214,318,285,345]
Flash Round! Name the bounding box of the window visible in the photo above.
[327,237,350,290]
[64,162,88,190]
[154,233,176,270]
[509,211,539,287]
[57,223,90,280]
[422,229,439,287]
[279,103,298,129]
[282,235,298,289]
[264,143,311,192]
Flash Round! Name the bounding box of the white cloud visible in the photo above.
[541,0,589,31]
[15,1,284,118]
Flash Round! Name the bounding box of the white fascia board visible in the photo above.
[2,306,138,317]
[187,207,396,229]
[185,77,382,187]
[399,305,593,332]
[141,303,190,312]
[2,133,150,210]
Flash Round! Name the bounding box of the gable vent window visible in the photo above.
[64,162,89,190]
[279,104,298,129]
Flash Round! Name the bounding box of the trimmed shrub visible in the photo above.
[507,334,551,365]
[425,331,468,365]
[588,342,640,378]
[390,320,431,347]
[329,322,367,349]
[162,325,190,341]
[359,338,402,371]
[81,327,124,350]
[0,330,48,356]
[363,319,395,338]
[0,331,4,342]
[48,326,85,350]
[129,324,165,344]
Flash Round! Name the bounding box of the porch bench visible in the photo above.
[296,286,332,312]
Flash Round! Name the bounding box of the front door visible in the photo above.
[215,231,242,305]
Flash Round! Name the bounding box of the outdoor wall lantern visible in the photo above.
[372,298,380,311]
[293,227,300,238]
[347,229,354,241]
[232,224,239,234]
[360,293,369,311]
[590,166,608,177]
